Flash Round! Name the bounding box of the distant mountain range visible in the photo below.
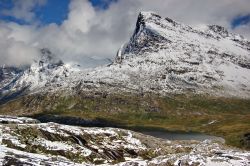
[1,12,250,103]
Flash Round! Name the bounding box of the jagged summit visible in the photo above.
[37,48,64,68]
[27,48,67,79]
[136,11,177,26]
[123,11,250,57]
[136,11,177,27]
[208,25,229,38]
[124,12,172,55]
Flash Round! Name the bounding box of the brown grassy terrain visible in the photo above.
[0,92,249,149]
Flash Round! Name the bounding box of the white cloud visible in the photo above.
[0,34,40,67]
[0,22,40,67]
[63,0,96,33]
[233,23,250,39]
[0,0,250,67]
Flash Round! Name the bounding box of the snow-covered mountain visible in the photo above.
[11,48,70,90]
[0,48,74,102]
[1,12,250,101]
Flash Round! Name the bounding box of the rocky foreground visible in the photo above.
[0,116,249,166]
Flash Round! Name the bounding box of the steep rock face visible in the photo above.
[124,12,250,58]
[124,12,171,55]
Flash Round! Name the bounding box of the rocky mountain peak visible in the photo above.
[113,12,250,97]
[123,12,171,56]
[38,48,64,69]
[134,12,163,31]
[0,48,70,100]
[133,12,167,36]
[208,25,229,38]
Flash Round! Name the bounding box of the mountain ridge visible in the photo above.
[1,11,250,102]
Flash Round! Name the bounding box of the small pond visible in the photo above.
[138,130,222,141]
[34,115,223,141]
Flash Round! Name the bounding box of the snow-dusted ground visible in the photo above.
[0,115,39,124]
[0,116,249,165]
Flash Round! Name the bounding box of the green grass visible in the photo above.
[0,93,250,149]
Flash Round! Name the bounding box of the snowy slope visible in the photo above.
[0,66,24,89]
[76,12,250,97]
[0,48,78,101]
[11,48,71,90]
[1,12,250,100]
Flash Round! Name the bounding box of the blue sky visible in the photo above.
[232,14,250,29]
[35,0,69,25]
[0,0,69,24]
[0,0,117,25]
[0,0,249,28]
[90,0,117,9]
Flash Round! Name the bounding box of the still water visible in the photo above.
[139,130,223,141]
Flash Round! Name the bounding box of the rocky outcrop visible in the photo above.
[0,116,249,165]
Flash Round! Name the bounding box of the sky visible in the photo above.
[0,0,250,68]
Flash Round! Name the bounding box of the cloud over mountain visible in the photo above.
[0,0,250,67]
